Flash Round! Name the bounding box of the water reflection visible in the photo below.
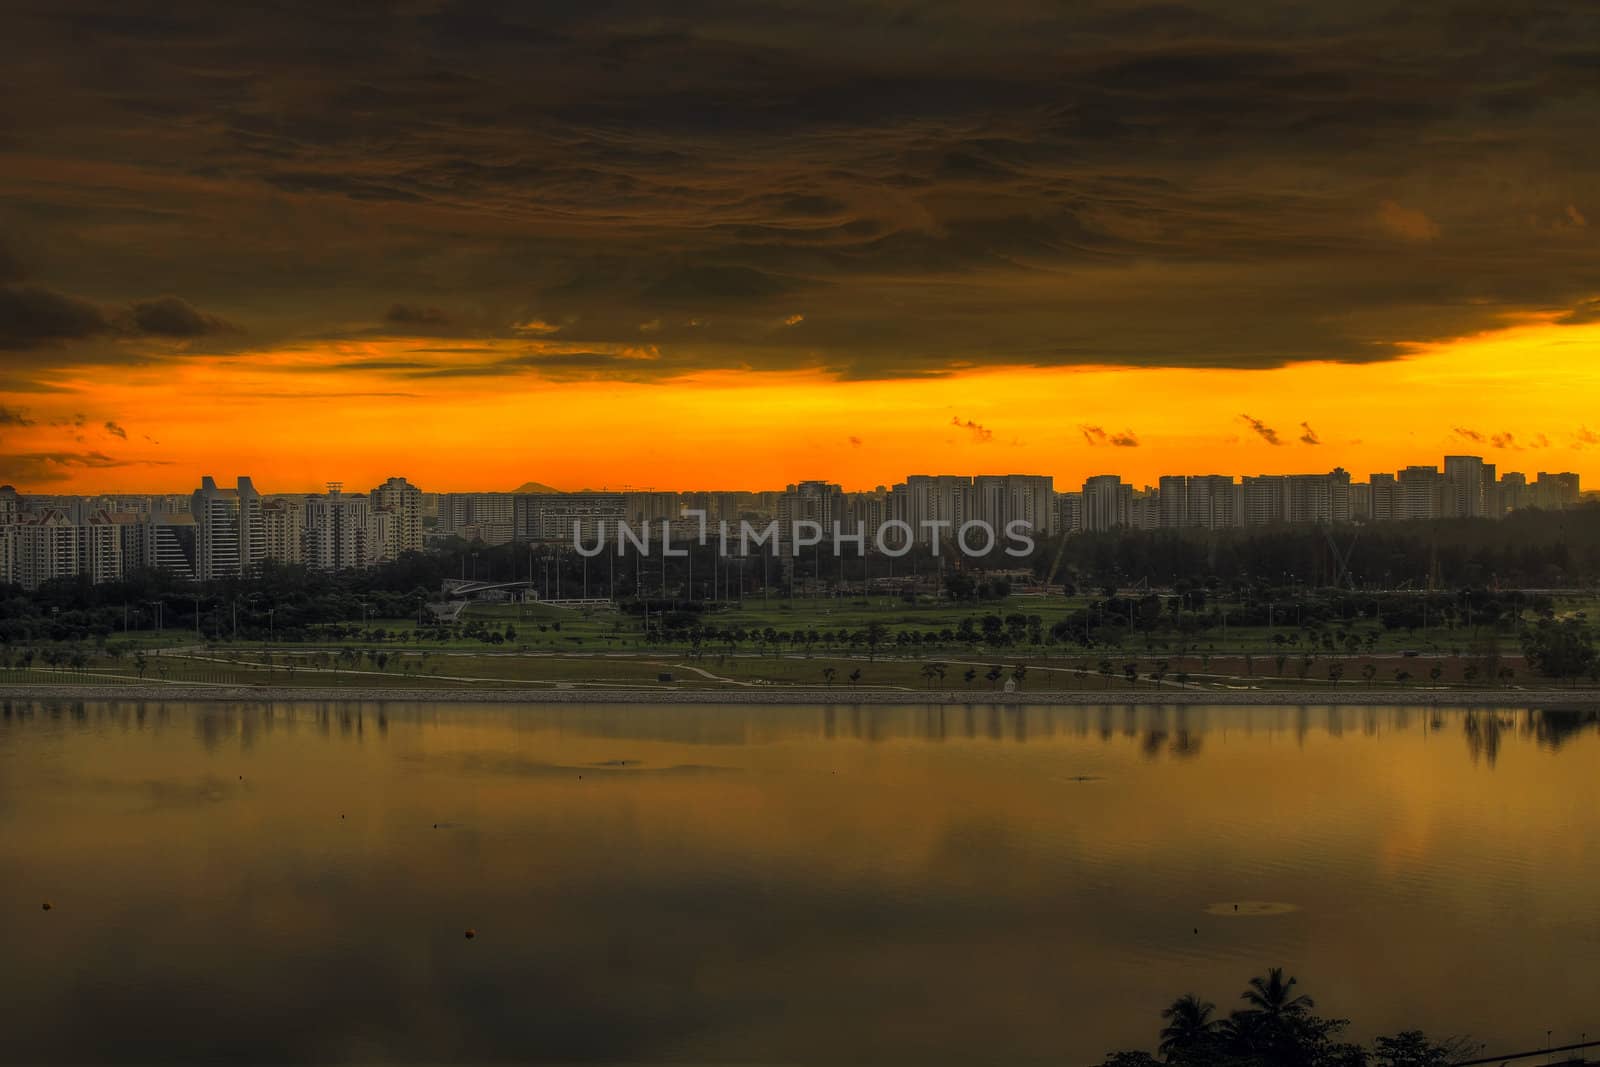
[1,699,1597,1064]
[4,699,1597,765]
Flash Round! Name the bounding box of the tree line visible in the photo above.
[1105,967,1479,1067]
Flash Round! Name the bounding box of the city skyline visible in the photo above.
[1,453,1582,591]
[0,450,1585,499]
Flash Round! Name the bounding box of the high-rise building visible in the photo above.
[1444,455,1494,518]
[1397,466,1446,520]
[902,475,971,543]
[1156,475,1239,529]
[436,492,515,544]
[1130,487,1161,530]
[1082,476,1131,531]
[1054,492,1083,534]
[261,497,306,565]
[1367,473,1398,522]
[515,492,627,543]
[776,481,845,551]
[369,476,423,559]
[304,487,370,571]
[1534,472,1580,510]
[1499,472,1528,513]
[14,511,81,591]
[191,476,264,580]
[146,511,197,579]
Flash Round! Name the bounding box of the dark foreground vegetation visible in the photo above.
[1105,968,1480,1067]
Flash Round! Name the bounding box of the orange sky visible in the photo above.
[5,313,1598,494]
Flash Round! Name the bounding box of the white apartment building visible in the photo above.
[191,476,265,580]
[369,476,423,558]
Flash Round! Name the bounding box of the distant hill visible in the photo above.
[511,481,561,494]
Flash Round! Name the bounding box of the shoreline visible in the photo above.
[2,684,1598,707]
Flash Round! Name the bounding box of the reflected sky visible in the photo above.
[2,701,1598,1064]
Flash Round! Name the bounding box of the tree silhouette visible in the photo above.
[1241,967,1315,1020]
[1159,994,1219,1058]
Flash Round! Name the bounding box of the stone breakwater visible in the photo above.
[2,684,1598,707]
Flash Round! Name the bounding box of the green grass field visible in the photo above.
[5,591,1592,692]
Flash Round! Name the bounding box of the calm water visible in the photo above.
[2,700,1598,1064]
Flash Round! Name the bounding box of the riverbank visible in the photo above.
[2,683,1598,706]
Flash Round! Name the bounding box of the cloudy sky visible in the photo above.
[2,0,1598,491]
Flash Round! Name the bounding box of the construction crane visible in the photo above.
[1322,524,1359,589]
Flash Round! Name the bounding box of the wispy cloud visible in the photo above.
[104,420,127,439]
[0,451,171,484]
[1240,414,1282,445]
[1299,421,1321,445]
[951,417,992,442]
[1080,424,1138,447]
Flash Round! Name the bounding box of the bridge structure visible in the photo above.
[441,579,535,599]
[432,579,614,615]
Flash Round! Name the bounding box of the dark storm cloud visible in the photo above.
[1556,298,1600,325]
[0,450,170,484]
[124,296,236,338]
[2,0,1600,384]
[0,404,35,426]
[0,242,24,284]
[0,285,112,350]
[385,303,457,328]
[1,281,236,352]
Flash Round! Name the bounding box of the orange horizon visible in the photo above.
[4,315,1599,496]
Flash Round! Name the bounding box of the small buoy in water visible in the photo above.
[42,901,53,911]
[432,823,438,829]
[1233,904,1239,911]
[464,928,477,940]
[1193,927,1198,935]
[340,813,345,819]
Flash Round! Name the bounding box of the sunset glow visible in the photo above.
[6,316,1598,492]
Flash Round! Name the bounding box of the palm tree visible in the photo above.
[1159,994,1219,1057]
[1241,967,1314,1020]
